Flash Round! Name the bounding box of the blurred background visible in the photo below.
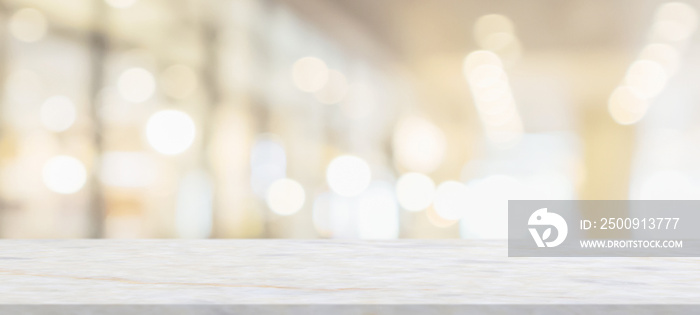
[0,0,699,238]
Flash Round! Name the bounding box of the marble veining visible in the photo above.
[0,240,698,304]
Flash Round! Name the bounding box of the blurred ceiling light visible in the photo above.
[464,51,523,147]
[433,181,469,221]
[651,2,698,42]
[160,64,198,100]
[463,50,503,77]
[357,181,399,239]
[250,135,286,196]
[326,155,371,197]
[145,109,196,155]
[39,96,76,132]
[474,14,515,48]
[99,151,156,188]
[118,68,156,103]
[314,70,349,104]
[42,155,87,194]
[609,3,696,125]
[639,43,680,76]
[266,178,306,216]
[392,115,446,173]
[6,70,43,103]
[468,64,505,89]
[396,172,436,212]
[9,8,47,43]
[292,57,329,92]
[105,0,139,9]
[624,60,667,100]
[608,86,649,125]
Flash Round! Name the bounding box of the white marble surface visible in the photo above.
[0,240,698,304]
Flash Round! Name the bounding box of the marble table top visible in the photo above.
[0,240,698,304]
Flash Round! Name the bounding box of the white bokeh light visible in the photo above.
[292,57,329,92]
[433,181,469,221]
[474,14,515,48]
[396,172,435,212]
[326,155,372,197]
[118,68,156,103]
[624,60,667,100]
[639,43,679,77]
[463,50,503,77]
[145,110,196,155]
[42,155,87,194]
[608,86,649,125]
[40,96,77,132]
[468,64,506,89]
[473,14,521,65]
[393,115,447,173]
[464,50,523,147]
[651,2,698,42]
[266,178,306,216]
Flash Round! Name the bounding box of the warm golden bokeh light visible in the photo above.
[392,115,446,174]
